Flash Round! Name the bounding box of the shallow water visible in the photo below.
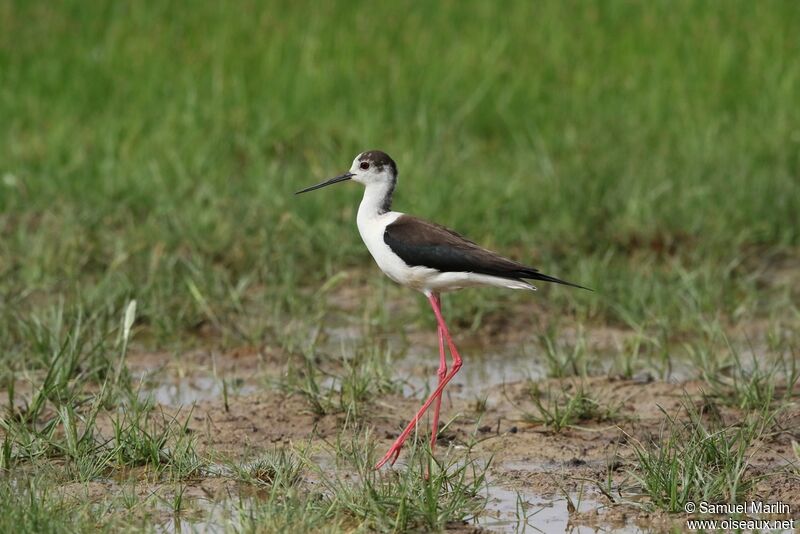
[122,322,774,534]
[137,375,257,407]
[397,342,547,399]
[161,475,646,534]
[478,482,646,533]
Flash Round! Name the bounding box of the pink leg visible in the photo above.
[430,293,447,453]
[375,293,463,469]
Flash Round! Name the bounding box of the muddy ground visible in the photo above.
[105,315,800,533]
[4,286,798,532]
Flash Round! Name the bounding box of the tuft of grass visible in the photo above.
[613,326,661,380]
[221,432,488,533]
[232,487,342,534]
[311,431,488,533]
[685,321,800,411]
[229,448,304,490]
[627,404,770,512]
[708,351,798,413]
[1,301,204,481]
[472,395,489,415]
[524,383,621,432]
[110,407,203,479]
[280,334,400,418]
[0,302,136,474]
[4,302,135,426]
[538,327,591,379]
[0,476,92,534]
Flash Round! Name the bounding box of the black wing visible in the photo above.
[384,215,590,290]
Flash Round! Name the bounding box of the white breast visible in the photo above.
[357,210,428,287]
[358,208,448,293]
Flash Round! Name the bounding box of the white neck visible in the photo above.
[357,181,395,221]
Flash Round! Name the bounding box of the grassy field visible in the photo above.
[1,1,799,532]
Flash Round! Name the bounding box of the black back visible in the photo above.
[383,215,590,290]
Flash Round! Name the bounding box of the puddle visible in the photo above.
[319,321,634,400]
[321,324,547,397]
[397,343,546,399]
[479,482,648,533]
[156,475,648,534]
[122,319,748,411]
[482,486,579,533]
[137,376,258,407]
[158,504,229,534]
[317,318,789,397]
[159,452,645,534]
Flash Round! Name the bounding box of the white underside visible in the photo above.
[356,193,536,295]
[413,269,536,293]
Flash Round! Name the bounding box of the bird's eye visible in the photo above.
[360,161,369,170]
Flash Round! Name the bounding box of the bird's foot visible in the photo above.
[374,439,405,469]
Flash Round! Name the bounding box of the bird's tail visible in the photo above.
[522,270,593,291]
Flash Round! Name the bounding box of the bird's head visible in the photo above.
[296,150,397,194]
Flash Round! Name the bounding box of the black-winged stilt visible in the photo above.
[297,150,589,469]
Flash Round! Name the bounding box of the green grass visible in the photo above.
[279,333,401,418]
[538,326,592,378]
[524,382,622,431]
[305,432,488,533]
[2,0,799,352]
[697,335,799,412]
[0,476,105,534]
[627,403,773,513]
[2,0,800,531]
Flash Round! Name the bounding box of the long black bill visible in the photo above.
[295,172,354,194]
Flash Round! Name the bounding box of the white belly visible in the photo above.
[357,211,433,289]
